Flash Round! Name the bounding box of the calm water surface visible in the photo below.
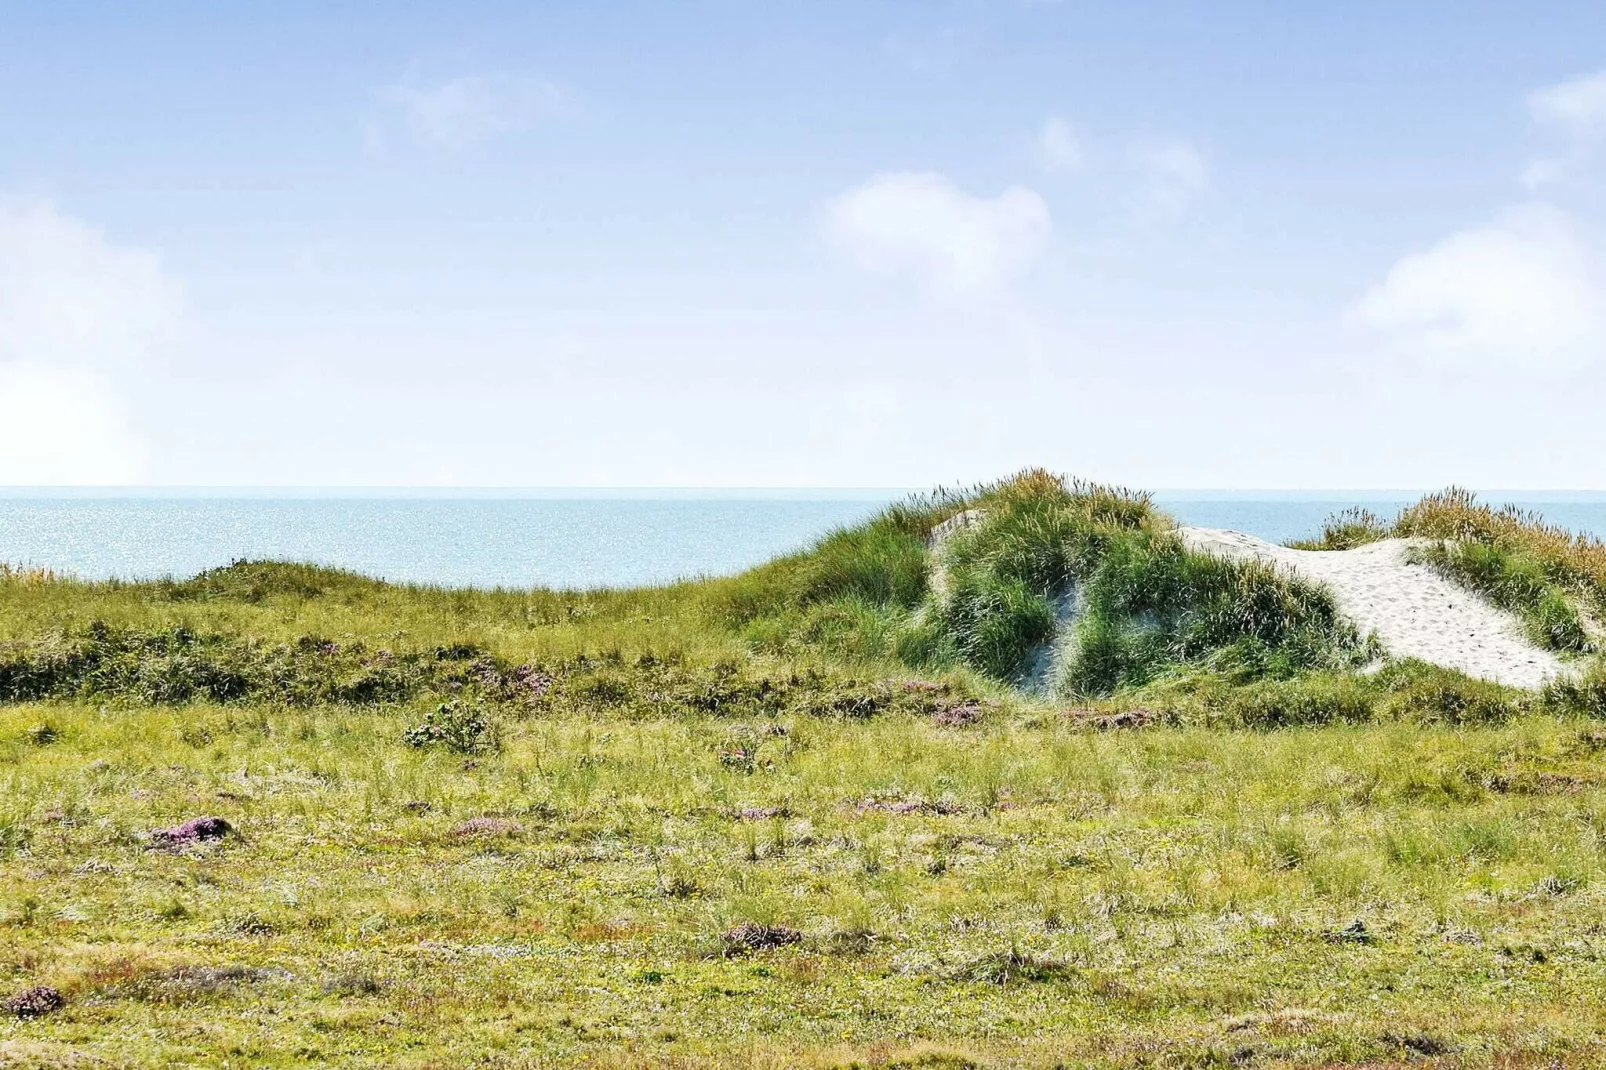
[2,494,1603,590]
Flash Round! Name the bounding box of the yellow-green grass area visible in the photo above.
[6,471,1606,1067]
[6,700,1606,1067]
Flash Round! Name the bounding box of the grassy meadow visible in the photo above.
[4,472,1606,1068]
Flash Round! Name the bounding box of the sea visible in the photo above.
[2,489,1604,591]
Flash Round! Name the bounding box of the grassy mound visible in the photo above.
[715,469,1369,698]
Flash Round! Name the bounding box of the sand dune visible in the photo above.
[1178,527,1567,690]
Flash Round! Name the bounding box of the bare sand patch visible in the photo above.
[1178,527,1567,690]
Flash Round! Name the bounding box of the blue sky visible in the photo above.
[2,1,1604,487]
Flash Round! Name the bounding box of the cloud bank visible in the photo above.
[1361,72,1606,372]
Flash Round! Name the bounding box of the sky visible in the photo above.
[1,1,1604,490]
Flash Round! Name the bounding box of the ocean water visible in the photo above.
[1,493,1604,590]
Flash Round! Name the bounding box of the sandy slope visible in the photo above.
[1178,527,1568,690]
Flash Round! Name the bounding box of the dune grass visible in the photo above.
[4,472,1606,1066]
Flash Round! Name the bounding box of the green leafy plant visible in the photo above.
[403,700,499,753]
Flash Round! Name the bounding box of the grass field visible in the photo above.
[4,473,1606,1068]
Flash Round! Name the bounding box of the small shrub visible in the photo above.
[403,701,499,754]
[218,911,277,936]
[1381,1031,1455,1058]
[1324,919,1373,944]
[1219,674,1376,728]
[159,560,376,603]
[1374,660,1527,724]
[149,816,235,850]
[795,522,930,609]
[450,817,524,839]
[718,745,758,774]
[1546,664,1606,718]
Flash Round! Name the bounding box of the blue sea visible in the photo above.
[1,490,1604,590]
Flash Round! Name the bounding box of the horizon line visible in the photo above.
[3,486,1606,503]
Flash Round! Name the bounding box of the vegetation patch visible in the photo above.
[720,922,803,955]
[403,700,500,753]
[6,985,65,1019]
[0,623,521,707]
[716,470,1371,698]
[149,816,235,850]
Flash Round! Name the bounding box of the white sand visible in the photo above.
[1178,527,1568,690]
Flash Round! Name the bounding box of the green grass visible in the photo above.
[4,471,1606,1066]
[7,703,1606,1067]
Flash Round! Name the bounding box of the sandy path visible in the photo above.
[1178,527,1567,690]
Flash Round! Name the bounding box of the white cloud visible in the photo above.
[1132,142,1208,220]
[824,172,1052,293]
[0,362,147,484]
[380,75,573,148]
[1356,203,1602,366]
[0,198,181,367]
[1037,117,1084,174]
[1529,70,1606,136]
[0,198,180,483]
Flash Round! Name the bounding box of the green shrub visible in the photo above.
[0,623,546,709]
[157,559,381,604]
[403,701,499,753]
[1545,664,1606,718]
[1055,535,1364,696]
[942,574,1057,680]
[1216,672,1376,728]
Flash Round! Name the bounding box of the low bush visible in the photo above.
[403,701,500,753]
[1122,659,1532,728]
[0,623,538,709]
[156,559,382,604]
